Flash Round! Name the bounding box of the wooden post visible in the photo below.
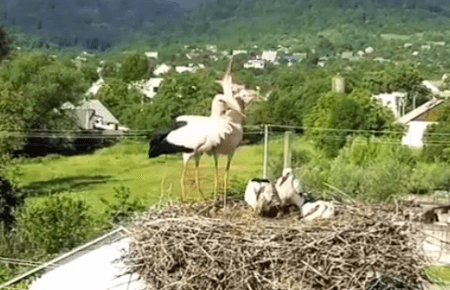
[263,125,269,179]
[283,131,293,176]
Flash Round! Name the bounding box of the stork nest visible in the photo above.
[125,196,428,290]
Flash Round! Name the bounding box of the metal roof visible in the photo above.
[398,98,444,124]
[78,100,120,124]
[1,228,145,290]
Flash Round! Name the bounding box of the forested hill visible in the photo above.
[1,0,450,53]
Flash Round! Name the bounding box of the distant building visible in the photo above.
[61,100,129,132]
[341,52,353,59]
[85,78,105,96]
[175,66,197,73]
[244,60,265,69]
[373,92,407,119]
[399,99,445,147]
[153,64,171,76]
[145,52,158,59]
[261,50,278,63]
[332,74,345,93]
[232,50,248,56]
[422,80,441,95]
[365,47,374,54]
[142,78,164,99]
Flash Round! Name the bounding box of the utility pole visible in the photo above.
[283,131,293,176]
[263,125,269,179]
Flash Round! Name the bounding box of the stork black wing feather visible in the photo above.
[148,121,194,158]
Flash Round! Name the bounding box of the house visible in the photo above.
[373,92,407,119]
[144,52,158,59]
[153,64,171,76]
[142,78,164,99]
[341,52,353,59]
[365,47,374,54]
[373,57,391,63]
[232,50,247,56]
[244,59,265,69]
[398,99,445,147]
[175,66,196,73]
[61,100,129,132]
[1,228,144,290]
[422,80,442,95]
[357,50,365,57]
[85,78,105,96]
[206,44,217,52]
[261,50,277,63]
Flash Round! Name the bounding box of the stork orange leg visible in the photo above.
[223,151,235,208]
[213,154,219,199]
[194,155,206,201]
[180,162,187,202]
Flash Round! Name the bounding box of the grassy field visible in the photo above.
[6,140,264,214]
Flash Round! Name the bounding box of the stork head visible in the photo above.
[212,94,246,118]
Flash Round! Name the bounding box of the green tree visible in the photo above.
[423,102,450,162]
[0,53,86,157]
[119,52,151,83]
[0,26,13,61]
[304,88,396,157]
[131,70,220,131]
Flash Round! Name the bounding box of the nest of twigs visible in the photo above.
[125,196,428,290]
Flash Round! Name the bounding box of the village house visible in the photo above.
[232,50,248,56]
[261,50,278,63]
[153,63,171,76]
[144,51,158,59]
[175,66,197,73]
[341,52,353,59]
[61,100,129,133]
[85,78,105,96]
[243,59,265,69]
[399,99,445,147]
[373,92,407,119]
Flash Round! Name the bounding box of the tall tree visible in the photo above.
[0,26,13,61]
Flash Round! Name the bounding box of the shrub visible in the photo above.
[17,195,94,254]
[408,162,450,195]
[300,137,415,202]
[100,186,147,223]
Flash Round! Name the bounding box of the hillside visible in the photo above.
[1,0,450,53]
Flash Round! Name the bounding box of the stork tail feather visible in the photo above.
[148,121,194,158]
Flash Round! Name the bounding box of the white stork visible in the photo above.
[148,92,245,202]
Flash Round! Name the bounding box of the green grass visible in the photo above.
[424,265,450,287]
[6,141,264,214]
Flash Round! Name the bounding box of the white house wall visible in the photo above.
[402,121,435,147]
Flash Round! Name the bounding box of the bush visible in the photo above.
[17,195,94,254]
[299,137,415,202]
[408,162,450,195]
[100,186,147,223]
